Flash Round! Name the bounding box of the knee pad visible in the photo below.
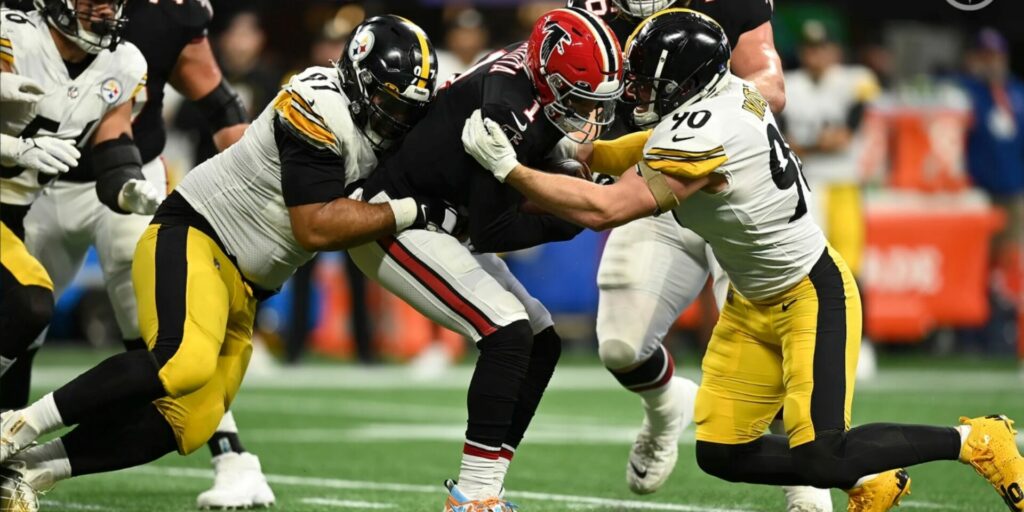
[532,327,562,368]
[478,320,533,361]
[0,285,54,356]
[598,337,638,370]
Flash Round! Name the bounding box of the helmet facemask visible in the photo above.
[347,63,430,151]
[610,0,675,19]
[543,73,621,143]
[35,0,128,54]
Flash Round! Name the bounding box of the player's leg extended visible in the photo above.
[475,253,561,486]
[0,224,234,462]
[596,216,702,494]
[350,230,532,503]
[0,219,54,384]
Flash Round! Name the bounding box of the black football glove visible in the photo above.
[411,196,464,236]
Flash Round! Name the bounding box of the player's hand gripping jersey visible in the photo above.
[173,67,377,291]
[646,77,825,301]
[0,8,146,206]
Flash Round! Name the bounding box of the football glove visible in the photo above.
[0,72,45,103]
[117,179,163,215]
[462,109,519,182]
[0,134,80,175]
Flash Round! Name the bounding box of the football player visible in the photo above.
[563,1,827,508]
[0,15,451,510]
[346,8,622,510]
[4,0,271,507]
[463,10,1024,512]
[0,0,156,412]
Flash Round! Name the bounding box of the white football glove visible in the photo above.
[117,179,163,215]
[461,109,520,182]
[0,134,80,175]
[0,72,45,103]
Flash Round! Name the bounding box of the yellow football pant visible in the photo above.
[821,184,864,276]
[1,220,53,290]
[695,246,861,448]
[132,224,256,455]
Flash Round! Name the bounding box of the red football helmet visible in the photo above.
[526,8,624,142]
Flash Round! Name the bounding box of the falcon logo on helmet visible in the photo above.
[526,8,624,143]
[539,20,572,65]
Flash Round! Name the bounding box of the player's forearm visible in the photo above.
[505,164,623,231]
[212,124,248,152]
[746,68,786,114]
[291,199,397,251]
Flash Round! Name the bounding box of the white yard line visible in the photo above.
[301,497,396,509]
[237,423,650,445]
[900,501,962,510]
[40,500,115,511]
[135,466,755,512]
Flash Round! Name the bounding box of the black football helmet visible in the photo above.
[338,15,438,151]
[621,9,730,129]
[34,0,128,54]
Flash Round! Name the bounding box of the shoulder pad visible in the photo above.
[107,41,149,105]
[0,9,44,68]
[644,108,729,179]
[274,67,353,153]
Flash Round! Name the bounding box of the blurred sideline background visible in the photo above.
[39,0,1024,377]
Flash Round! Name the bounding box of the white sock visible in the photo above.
[852,473,879,489]
[0,355,15,377]
[216,410,239,434]
[23,393,64,433]
[17,439,71,485]
[494,445,514,490]
[458,442,500,499]
[638,377,688,430]
[956,425,971,449]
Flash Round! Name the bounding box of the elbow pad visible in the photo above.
[195,79,248,132]
[93,134,143,214]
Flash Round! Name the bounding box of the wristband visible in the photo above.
[389,197,418,231]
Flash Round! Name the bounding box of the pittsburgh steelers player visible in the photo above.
[564,2,828,508]
[0,15,452,510]
[1,0,156,419]
[348,8,621,510]
[3,0,272,506]
[463,10,1024,512]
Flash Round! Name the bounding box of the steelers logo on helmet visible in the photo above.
[100,78,123,104]
[349,30,375,63]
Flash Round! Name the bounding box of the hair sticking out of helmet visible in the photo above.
[621,8,730,130]
[526,8,624,143]
[338,15,438,152]
[33,0,129,54]
[611,0,676,19]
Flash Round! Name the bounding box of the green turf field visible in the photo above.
[23,347,1024,511]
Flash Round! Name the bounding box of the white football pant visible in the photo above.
[24,158,168,344]
[596,213,728,370]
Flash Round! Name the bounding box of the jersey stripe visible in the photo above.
[0,38,13,65]
[273,90,336,146]
[645,153,728,178]
[647,145,726,160]
[397,16,431,89]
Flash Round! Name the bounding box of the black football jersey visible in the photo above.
[567,0,772,49]
[62,0,212,181]
[362,43,580,253]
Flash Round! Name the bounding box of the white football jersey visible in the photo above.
[644,75,827,301]
[0,9,147,206]
[176,66,377,291]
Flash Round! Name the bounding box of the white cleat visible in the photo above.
[626,376,699,494]
[196,452,275,510]
[0,411,40,464]
[782,485,833,512]
[0,461,43,512]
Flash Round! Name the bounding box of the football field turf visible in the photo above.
[26,348,1024,512]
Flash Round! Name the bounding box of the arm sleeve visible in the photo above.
[274,116,348,207]
[467,171,582,253]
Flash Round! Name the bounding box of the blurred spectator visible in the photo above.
[782,20,880,278]
[216,11,282,117]
[959,28,1024,269]
[858,34,896,91]
[435,8,491,84]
